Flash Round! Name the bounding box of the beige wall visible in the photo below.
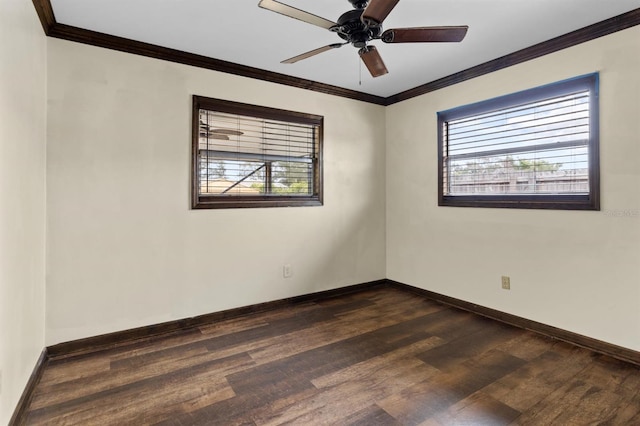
[387,26,640,350]
[45,39,387,345]
[0,0,47,423]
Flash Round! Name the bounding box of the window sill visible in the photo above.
[439,195,599,210]
[192,196,323,209]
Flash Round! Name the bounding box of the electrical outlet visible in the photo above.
[283,264,293,278]
[501,276,511,290]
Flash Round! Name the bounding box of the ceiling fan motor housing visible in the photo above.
[348,0,368,9]
[331,9,382,48]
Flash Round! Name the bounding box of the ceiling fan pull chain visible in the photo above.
[359,56,362,86]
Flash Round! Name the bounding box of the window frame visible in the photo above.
[191,96,323,209]
[437,73,600,210]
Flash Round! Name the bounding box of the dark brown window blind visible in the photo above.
[192,96,323,209]
[438,73,599,210]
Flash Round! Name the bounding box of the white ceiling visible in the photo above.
[49,0,640,98]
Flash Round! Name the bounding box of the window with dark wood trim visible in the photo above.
[438,73,600,210]
[192,96,323,209]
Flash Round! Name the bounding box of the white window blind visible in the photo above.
[444,91,589,195]
[438,73,599,210]
[199,110,317,196]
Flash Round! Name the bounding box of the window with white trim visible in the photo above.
[192,96,323,209]
[438,73,600,210]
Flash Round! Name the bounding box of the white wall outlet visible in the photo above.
[283,264,293,278]
[501,276,511,290]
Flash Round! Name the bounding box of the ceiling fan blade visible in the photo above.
[359,46,389,78]
[211,128,244,136]
[200,132,230,140]
[282,43,346,64]
[258,0,336,30]
[361,0,400,26]
[381,26,468,43]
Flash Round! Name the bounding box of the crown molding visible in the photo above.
[385,8,640,105]
[30,4,386,105]
[31,0,55,34]
[30,1,640,105]
[49,22,388,105]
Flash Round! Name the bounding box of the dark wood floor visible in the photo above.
[23,287,640,425]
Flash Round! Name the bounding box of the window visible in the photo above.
[438,73,599,210]
[192,96,323,209]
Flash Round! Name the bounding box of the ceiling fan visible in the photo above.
[258,0,468,77]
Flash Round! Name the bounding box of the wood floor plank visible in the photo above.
[253,338,443,424]
[37,356,111,387]
[343,404,402,426]
[30,350,250,417]
[31,371,234,426]
[417,320,522,371]
[492,331,555,361]
[255,358,437,425]
[378,349,526,424]
[421,392,521,426]
[20,287,640,425]
[311,337,442,390]
[197,302,323,335]
[481,343,594,412]
[511,352,640,425]
[247,297,442,365]
[512,378,624,424]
